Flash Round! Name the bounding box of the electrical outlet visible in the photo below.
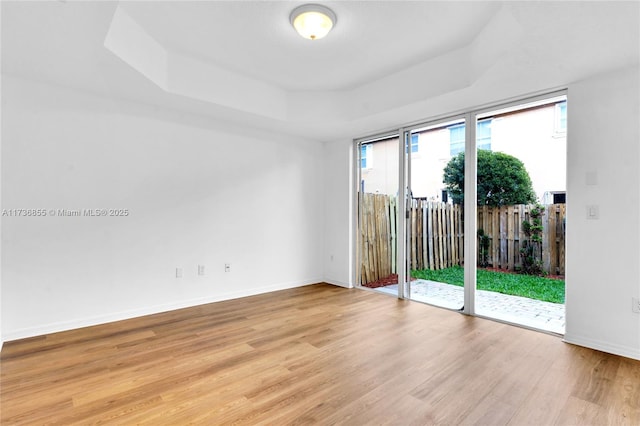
[633,297,640,314]
[224,263,231,273]
[176,267,183,278]
[198,265,205,276]
[587,205,599,220]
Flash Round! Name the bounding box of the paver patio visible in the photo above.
[376,279,565,334]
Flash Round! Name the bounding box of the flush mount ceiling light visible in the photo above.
[290,4,336,40]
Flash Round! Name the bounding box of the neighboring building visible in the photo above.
[360,139,400,196]
[361,99,567,203]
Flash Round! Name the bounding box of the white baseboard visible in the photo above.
[563,333,640,361]
[323,278,352,288]
[3,278,322,343]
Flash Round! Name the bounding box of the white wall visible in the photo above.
[322,139,352,288]
[1,76,324,341]
[0,1,4,351]
[564,65,640,360]
[0,44,2,352]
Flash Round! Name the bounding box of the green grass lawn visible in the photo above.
[411,266,565,304]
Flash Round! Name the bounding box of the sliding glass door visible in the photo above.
[356,91,567,334]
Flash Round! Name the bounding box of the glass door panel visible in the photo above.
[357,135,402,297]
[474,96,567,334]
[405,120,465,310]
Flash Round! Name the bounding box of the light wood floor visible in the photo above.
[1,284,639,425]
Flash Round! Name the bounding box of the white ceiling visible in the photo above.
[2,1,639,142]
[119,1,500,91]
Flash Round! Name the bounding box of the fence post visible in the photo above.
[427,202,435,270]
[548,204,557,275]
[559,204,565,276]
[491,206,499,268]
[391,197,397,274]
[541,205,551,274]
[422,201,428,269]
[516,205,524,271]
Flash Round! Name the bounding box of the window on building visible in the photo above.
[360,145,367,168]
[476,119,492,151]
[555,101,567,134]
[449,124,465,156]
[411,134,419,153]
[360,144,373,169]
[449,119,492,156]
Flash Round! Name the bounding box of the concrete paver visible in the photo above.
[377,279,565,334]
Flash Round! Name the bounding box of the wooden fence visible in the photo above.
[408,198,464,273]
[359,194,398,285]
[477,203,566,276]
[359,193,566,285]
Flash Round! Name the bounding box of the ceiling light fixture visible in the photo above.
[290,4,336,40]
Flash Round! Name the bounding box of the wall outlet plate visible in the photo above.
[587,205,599,220]
[176,267,183,278]
[633,297,640,314]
